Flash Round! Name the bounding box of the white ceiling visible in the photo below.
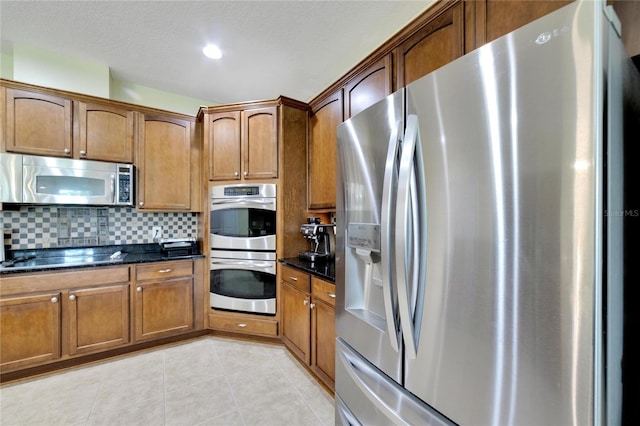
[0,1,433,105]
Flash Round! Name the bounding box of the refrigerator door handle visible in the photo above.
[380,121,402,352]
[395,114,422,359]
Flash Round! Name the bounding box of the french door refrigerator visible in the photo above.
[335,1,640,425]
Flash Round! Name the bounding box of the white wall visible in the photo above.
[3,44,214,115]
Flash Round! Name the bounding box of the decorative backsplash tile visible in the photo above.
[1,206,198,250]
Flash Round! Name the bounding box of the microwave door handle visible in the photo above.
[381,121,402,353]
[396,114,422,360]
[111,174,116,204]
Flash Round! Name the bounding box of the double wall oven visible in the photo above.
[209,184,277,315]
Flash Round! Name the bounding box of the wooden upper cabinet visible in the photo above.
[471,0,573,48]
[74,101,135,163]
[207,111,242,180]
[242,106,278,179]
[344,54,392,119]
[396,2,464,88]
[4,88,73,157]
[207,105,278,181]
[308,90,343,211]
[138,114,193,210]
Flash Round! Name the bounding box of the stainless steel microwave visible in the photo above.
[0,153,134,206]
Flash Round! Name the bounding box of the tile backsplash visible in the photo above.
[1,206,198,250]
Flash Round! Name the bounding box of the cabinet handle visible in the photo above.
[79,150,86,156]
[158,269,173,273]
[51,297,58,303]
[139,201,144,207]
[289,276,298,281]
[234,172,239,177]
[63,148,70,154]
[236,323,247,328]
[310,303,316,310]
[243,171,248,176]
[136,286,142,292]
[327,292,336,299]
[69,295,76,301]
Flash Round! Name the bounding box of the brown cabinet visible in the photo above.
[204,105,278,181]
[134,261,195,342]
[137,114,195,211]
[280,264,335,390]
[2,85,135,163]
[74,101,135,163]
[396,2,464,87]
[0,291,62,372]
[0,266,130,373]
[3,87,73,157]
[344,55,392,119]
[308,90,343,211]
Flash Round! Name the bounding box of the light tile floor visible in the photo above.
[0,336,335,426]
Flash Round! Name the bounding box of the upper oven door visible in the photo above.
[210,197,276,251]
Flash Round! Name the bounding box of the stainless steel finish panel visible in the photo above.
[210,233,276,251]
[209,292,275,315]
[210,183,276,199]
[404,2,599,425]
[22,154,116,171]
[210,197,276,211]
[336,91,404,383]
[335,338,454,426]
[210,257,276,274]
[0,153,23,203]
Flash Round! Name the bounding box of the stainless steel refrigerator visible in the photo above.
[335,1,640,425]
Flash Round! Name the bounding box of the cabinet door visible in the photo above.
[0,292,61,372]
[281,282,311,364]
[68,284,130,356]
[308,90,343,210]
[75,101,134,163]
[344,54,392,119]
[134,276,194,341]
[138,115,192,210]
[242,106,278,179]
[4,88,73,157]
[396,2,464,88]
[208,111,242,180]
[473,0,573,48]
[311,298,336,389]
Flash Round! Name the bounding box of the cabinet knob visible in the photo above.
[303,299,309,306]
[63,148,70,154]
[243,171,248,176]
[79,150,86,156]
[51,297,58,303]
[236,323,247,328]
[310,303,316,310]
[136,286,142,292]
[234,172,239,177]
[139,201,144,207]
[69,295,76,301]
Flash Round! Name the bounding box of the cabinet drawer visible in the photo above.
[136,261,193,281]
[311,277,336,307]
[281,265,310,292]
[210,315,278,337]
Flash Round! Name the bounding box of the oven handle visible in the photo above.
[210,259,275,274]
[210,199,276,210]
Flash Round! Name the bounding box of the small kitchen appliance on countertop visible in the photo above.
[159,237,198,257]
[299,218,336,262]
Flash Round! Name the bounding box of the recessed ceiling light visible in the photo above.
[203,44,222,59]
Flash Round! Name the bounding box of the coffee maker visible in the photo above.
[299,219,336,262]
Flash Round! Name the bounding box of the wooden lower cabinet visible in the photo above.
[0,291,62,372]
[134,261,194,341]
[280,265,336,390]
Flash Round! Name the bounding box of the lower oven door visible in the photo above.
[210,254,276,315]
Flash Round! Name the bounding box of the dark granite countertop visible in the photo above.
[279,257,335,282]
[1,243,204,275]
